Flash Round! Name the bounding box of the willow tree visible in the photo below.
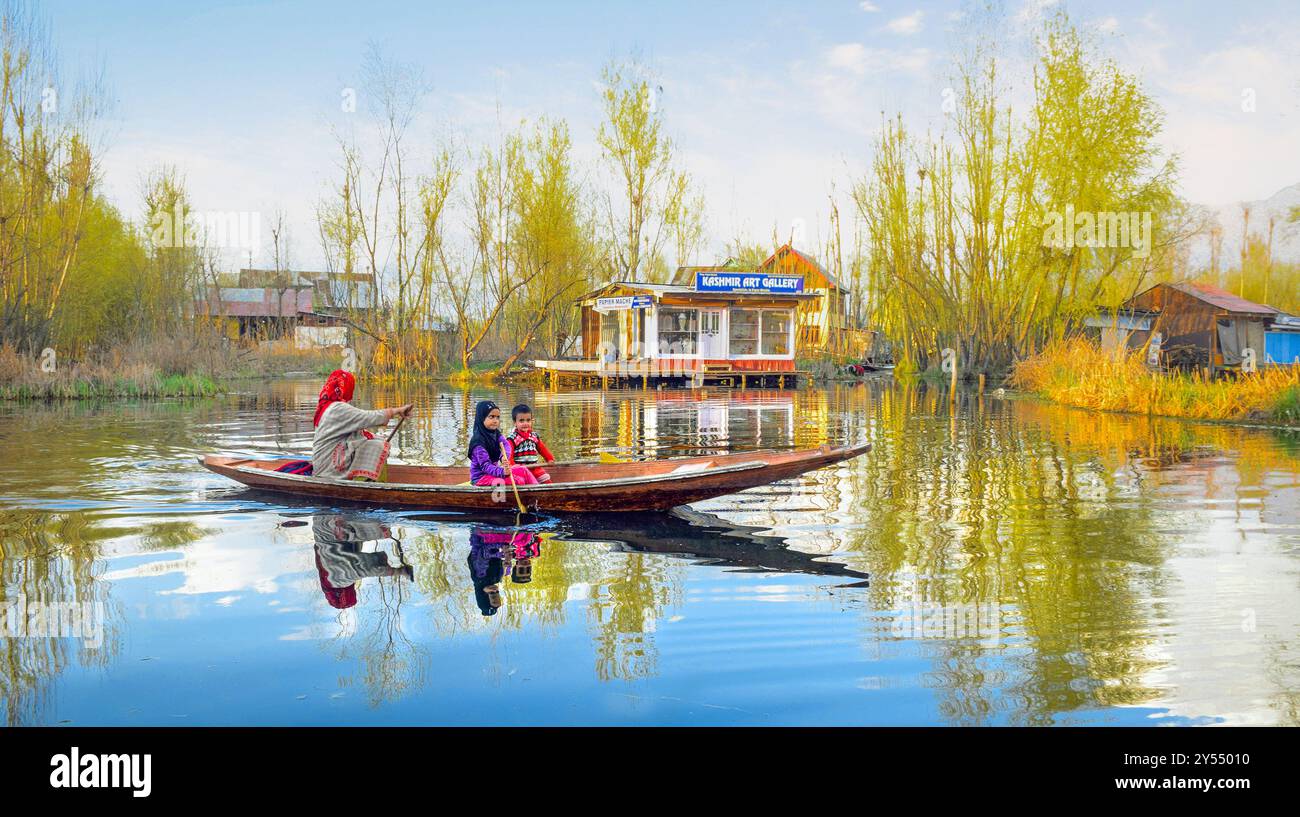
[854,11,1179,372]
[597,60,702,283]
[438,125,531,374]
[317,46,457,374]
[0,2,101,353]
[497,119,599,373]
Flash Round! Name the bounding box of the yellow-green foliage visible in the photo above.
[1011,338,1300,424]
[853,12,1180,371]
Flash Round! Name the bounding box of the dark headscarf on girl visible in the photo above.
[314,369,357,427]
[467,547,505,616]
[466,399,502,463]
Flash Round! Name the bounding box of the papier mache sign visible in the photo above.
[694,272,804,294]
[594,295,653,313]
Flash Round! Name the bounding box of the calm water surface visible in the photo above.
[1,379,1298,725]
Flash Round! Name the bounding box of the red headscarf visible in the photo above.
[314,369,357,427]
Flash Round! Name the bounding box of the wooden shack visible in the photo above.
[1122,281,1281,372]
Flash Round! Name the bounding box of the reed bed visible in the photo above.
[0,345,221,400]
[1011,338,1300,425]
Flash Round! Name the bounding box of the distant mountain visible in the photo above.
[1185,183,1300,268]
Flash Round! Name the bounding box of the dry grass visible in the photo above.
[1011,338,1300,425]
[0,343,220,400]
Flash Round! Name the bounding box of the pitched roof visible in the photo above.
[760,244,843,290]
[1164,281,1280,315]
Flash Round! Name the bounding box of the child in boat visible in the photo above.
[311,370,412,481]
[467,400,539,487]
[503,403,555,484]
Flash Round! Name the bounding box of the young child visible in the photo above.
[467,400,539,487]
[503,403,555,484]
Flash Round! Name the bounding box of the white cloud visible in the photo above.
[859,1,880,11]
[827,43,869,74]
[1097,16,1119,34]
[825,43,931,77]
[885,11,924,35]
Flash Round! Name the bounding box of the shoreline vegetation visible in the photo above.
[1011,339,1300,427]
[0,334,340,401]
[2,5,1297,419]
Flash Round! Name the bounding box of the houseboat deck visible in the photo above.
[532,359,805,388]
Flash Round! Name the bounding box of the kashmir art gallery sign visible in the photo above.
[694,272,804,294]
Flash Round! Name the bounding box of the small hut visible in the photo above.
[1122,282,1281,372]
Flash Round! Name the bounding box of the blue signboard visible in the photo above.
[595,295,653,311]
[695,272,804,294]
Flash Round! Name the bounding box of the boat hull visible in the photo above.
[200,444,870,513]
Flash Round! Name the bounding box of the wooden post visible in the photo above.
[949,345,958,404]
[978,373,985,393]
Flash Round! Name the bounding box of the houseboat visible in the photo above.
[534,272,815,388]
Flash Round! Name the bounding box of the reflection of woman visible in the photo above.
[313,515,412,609]
[311,370,412,481]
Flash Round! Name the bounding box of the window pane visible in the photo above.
[729,309,759,355]
[658,308,699,355]
[761,310,791,355]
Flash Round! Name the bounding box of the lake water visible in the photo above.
[1,379,1298,726]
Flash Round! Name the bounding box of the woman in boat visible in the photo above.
[311,369,412,481]
[467,400,539,487]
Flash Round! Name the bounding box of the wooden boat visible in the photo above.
[200,443,871,513]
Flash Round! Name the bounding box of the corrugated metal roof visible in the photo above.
[1166,281,1280,315]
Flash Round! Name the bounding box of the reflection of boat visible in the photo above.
[200,444,871,513]
[560,507,870,585]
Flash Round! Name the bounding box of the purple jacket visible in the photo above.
[470,445,506,483]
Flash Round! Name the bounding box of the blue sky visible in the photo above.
[44,0,1300,269]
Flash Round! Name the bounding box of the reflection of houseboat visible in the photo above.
[534,245,865,388]
[541,390,798,458]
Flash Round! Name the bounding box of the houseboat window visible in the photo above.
[761,310,792,355]
[729,309,760,355]
[658,307,699,355]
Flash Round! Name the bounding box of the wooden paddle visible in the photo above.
[378,410,408,483]
[386,412,408,441]
[502,441,527,515]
